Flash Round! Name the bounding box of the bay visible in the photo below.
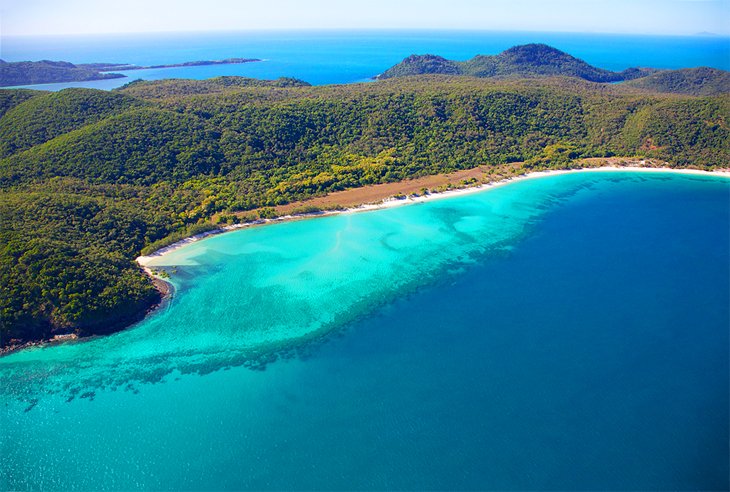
[2,171,728,490]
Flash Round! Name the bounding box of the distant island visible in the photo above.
[0,58,261,87]
[376,44,657,83]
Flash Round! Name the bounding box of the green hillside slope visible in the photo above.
[623,67,730,96]
[0,88,143,157]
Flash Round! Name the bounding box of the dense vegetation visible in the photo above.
[0,88,144,157]
[623,67,730,96]
[0,88,43,118]
[1,188,166,343]
[0,59,126,87]
[117,76,311,99]
[1,73,728,348]
[377,44,657,82]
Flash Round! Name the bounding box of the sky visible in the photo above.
[1,0,729,37]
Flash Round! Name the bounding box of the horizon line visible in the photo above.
[3,27,729,39]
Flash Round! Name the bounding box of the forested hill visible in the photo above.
[376,44,656,82]
[1,75,728,349]
[623,67,730,96]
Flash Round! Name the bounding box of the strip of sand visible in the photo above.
[137,161,729,266]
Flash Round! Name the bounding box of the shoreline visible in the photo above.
[4,163,726,357]
[136,163,730,266]
[0,272,174,357]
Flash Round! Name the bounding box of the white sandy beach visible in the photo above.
[137,165,730,267]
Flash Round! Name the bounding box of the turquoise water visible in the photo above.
[2,171,728,490]
[3,30,729,90]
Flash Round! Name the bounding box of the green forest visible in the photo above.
[1,73,728,348]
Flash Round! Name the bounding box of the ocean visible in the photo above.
[2,171,728,490]
[3,29,729,90]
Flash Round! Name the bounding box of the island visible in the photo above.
[0,58,261,87]
[0,45,728,352]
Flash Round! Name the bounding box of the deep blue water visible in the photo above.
[2,172,728,490]
[291,173,730,490]
[3,29,729,89]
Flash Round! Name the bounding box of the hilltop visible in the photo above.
[376,44,656,82]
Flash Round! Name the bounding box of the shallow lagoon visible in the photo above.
[2,171,728,490]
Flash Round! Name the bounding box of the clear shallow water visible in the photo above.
[1,171,729,490]
[3,30,729,90]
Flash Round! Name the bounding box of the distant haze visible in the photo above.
[2,0,729,37]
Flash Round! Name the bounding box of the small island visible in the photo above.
[0,57,261,87]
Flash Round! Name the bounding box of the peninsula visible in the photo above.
[82,58,262,71]
[0,58,261,87]
[0,59,126,87]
